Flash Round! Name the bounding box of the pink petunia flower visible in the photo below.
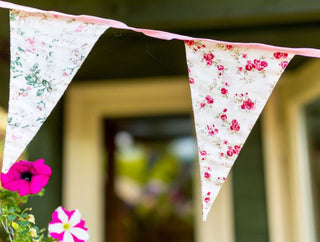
[48,206,89,242]
[1,159,51,196]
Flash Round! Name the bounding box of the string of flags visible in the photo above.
[1,0,320,221]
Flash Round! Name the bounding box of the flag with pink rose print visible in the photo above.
[185,40,294,221]
[1,10,108,173]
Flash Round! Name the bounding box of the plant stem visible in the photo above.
[1,218,13,242]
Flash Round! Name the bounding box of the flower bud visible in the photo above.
[29,228,37,238]
[11,221,19,230]
[27,214,35,224]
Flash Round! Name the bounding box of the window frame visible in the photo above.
[64,77,234,242]
[263,59,320,242]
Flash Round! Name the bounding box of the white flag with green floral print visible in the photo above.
[184,40,294,221]
[2,10,109,173]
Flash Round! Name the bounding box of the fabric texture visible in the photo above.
[2,10,108,173]
[0,0,320,58]
[185,40,294,220]
[1,0,320,223]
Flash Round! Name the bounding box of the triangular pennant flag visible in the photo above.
[2,10,108,173]
[185,40,294,221]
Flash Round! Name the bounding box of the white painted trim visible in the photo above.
[264,59,320,242]
[194,163,234,242]
[262,86,293,242]
[64,77,234,242]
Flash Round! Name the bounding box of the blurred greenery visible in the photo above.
[106,116,195,241]
[0,189,57,241]
[115,141,193,221]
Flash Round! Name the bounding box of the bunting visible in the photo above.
[2,9,108,172]
[185,40,294,220]
[0,0,319,221]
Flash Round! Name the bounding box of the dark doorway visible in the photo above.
[104,115,195,242]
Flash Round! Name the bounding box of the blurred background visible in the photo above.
[0,0,320,241]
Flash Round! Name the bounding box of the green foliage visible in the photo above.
[0,189,57,242]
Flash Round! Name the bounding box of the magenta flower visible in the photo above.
[205,95,214,104]
[1,159,51,196]
[221,88,228,95]
[273,52,288,59]
[48,206,89,242]
[184,40,195,46]
[241,98,255,110]
[200,150,207,156]
[220,114,228,121]
[204,172,211,179]
[217,65,224,71]
[230,119,240,131]
[203,53,214,65]
[280,61,289,69]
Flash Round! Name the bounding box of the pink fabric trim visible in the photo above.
[0,0,320,57]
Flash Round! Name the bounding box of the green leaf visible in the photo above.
[25,75,32,81]
[17,47,25,53]
[8,207,15,213]
[18,220,29,227]
[36,88,45,96]
[20,228,29,236]
[9,11,16,21]
[33,63,39,70]
[8,214,17,221]
[46,85,53,92]
[13,74,22,78]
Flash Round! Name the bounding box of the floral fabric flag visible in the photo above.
[185,40,294,221]
[2,10,108,173]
